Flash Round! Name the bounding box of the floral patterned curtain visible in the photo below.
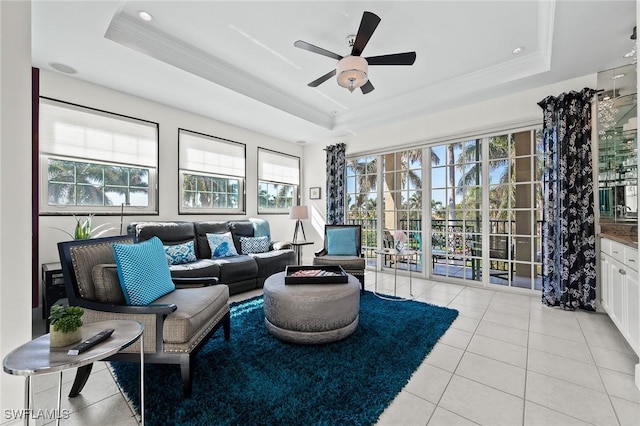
[325,143,346,224]
[538,88,597,311]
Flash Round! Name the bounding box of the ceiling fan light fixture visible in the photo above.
[336,56,368,92]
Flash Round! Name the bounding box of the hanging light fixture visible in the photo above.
[336,56,368,93]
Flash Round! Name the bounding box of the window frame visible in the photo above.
[257,147,300,214]
[178,128,246,215]
[38,97,159,215]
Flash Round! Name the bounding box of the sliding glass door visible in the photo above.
[346,126,543,291]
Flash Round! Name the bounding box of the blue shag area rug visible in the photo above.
[111,291,458,425]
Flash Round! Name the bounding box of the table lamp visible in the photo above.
[290,205,308,243]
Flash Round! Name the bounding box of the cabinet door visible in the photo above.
[609,258,625,330]
[625,267,640,355]
[601,252,611,313]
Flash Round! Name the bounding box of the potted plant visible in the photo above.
[49,304,84,347]
[50,214,118,240]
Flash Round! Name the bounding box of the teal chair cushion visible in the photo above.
[326,227,358,256]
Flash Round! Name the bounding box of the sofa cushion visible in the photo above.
[113,237,176,305]
[206,232,239,258]
[135,221,195,244]
[239,236,270,254]
[168,259,220,279]
[194,221,230,259]
[164,241,197,265]
[211,255,258,283]
[326,227,358,256]
[228,221,254,253]
[91,264,126,304]
[250,249,295,278]
[156,283,229,344]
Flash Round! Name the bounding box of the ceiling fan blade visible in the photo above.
[294,40,343,61]
[308,69,337,87]
[366,52,416,66]
[351,11,381,56]
[360,80,375,94]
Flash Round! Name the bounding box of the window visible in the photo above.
[346,125,543,292]
[257,148,299,213]
[39,98,158,214]
[179,129,245,214]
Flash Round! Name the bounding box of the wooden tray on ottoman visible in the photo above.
[285,265,349,284]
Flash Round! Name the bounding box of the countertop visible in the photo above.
[600,233,638,248]
[600,222,638,249]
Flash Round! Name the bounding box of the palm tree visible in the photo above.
[48,159,149,207]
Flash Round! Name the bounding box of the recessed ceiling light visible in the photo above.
[49,62,77,74]
[138,10,153,21]
[612,73,626,80]
[511,46,525,55]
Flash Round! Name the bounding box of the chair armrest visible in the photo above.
[172,276,218,288]
[272,240,291,250]
[315,248,328,257]
[74,298,177,315]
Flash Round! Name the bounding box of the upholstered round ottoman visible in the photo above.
[263,271,360,344]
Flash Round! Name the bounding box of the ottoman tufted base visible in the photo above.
[263,271,361,344]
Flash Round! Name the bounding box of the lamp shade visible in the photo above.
[289,205,309,220]
[336,56,368,92]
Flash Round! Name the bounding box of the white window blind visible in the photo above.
[40,98,158,167]
[179,130,245,177]
[258,149,299,185]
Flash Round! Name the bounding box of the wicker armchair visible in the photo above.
[58,235,230,398]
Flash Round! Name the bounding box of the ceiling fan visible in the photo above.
[294,11,416,94]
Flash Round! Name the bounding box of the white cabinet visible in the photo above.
[601,250,611,312]
[626,268,640,352]
[600,238,640,358]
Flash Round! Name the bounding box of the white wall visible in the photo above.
[0,1,32,421]
[38,70,304,269]
[302,74,598,257]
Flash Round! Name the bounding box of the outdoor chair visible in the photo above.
[313,224,365,292]
[58,235,230,398]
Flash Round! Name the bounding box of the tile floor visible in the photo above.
[26,271,640,425]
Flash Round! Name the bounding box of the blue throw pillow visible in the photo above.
[326,227,358,256]
[164,241,197,265]
[250,218,271,239]
[113,237,176,305]
[206,232,239,258]
[239,236,270,254]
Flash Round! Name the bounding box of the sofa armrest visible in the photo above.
[272,240,292,250]
[172,276,219,288]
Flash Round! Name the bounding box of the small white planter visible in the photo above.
[50,327,82,348]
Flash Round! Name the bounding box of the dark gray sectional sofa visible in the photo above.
[127,219,295,295]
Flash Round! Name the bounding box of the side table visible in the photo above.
[374,249,417,300]
[290,241,314,265]
[3,320,144,426]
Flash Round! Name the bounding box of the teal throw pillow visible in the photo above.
[113,236,176,305]
[206,232,239,258]
[326,227,358,256]
[250,218,271,239]
[164,241,197,265]
[239,236,270,254]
